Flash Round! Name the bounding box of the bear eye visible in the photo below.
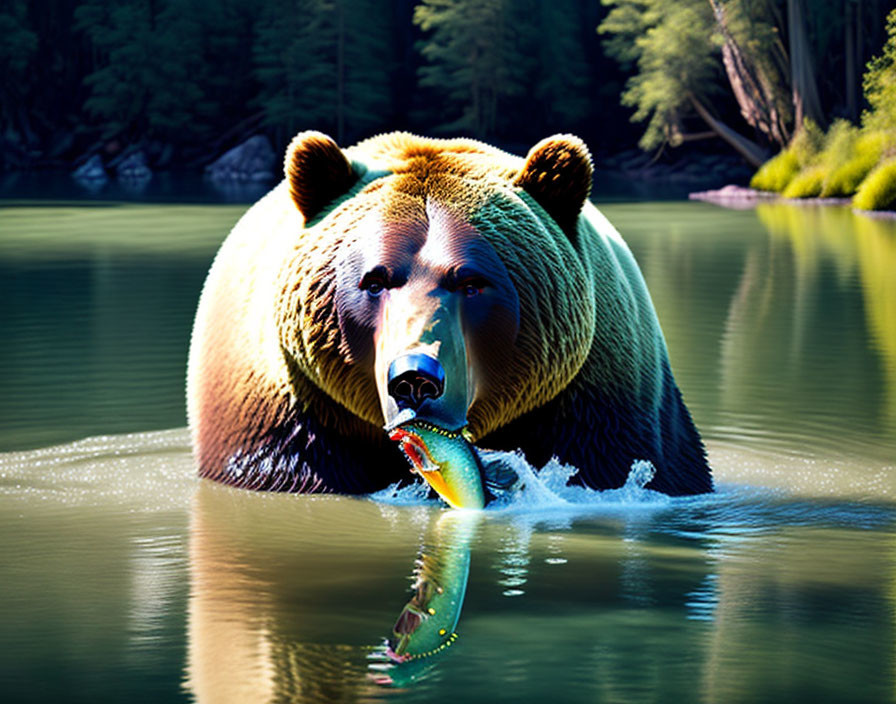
[359,268,388,297]
[457,276,489,297]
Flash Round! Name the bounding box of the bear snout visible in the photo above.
[387,353,446,411]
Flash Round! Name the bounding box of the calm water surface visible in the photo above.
[1,188,895,703]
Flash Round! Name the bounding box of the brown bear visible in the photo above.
[186,131,712,506]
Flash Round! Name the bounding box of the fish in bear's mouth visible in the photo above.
[386,414,486,510]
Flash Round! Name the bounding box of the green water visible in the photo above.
[1,196,895,703]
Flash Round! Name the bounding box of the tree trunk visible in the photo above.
[689,93,769,167]
[677,131,719,142]
[846,0,857,121]
[336,0,345,144]
[869,0,881,53]
[788,0,824,127]
[709,0,789,148]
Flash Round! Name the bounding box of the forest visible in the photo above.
[1,0,894,180]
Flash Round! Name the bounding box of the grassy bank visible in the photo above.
[750,121,895,210]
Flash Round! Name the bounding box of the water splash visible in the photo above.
[369,448,896,533]
[369,450,672,513]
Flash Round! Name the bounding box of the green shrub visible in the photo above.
[853,159,896,211]
[750,120,824,193]
[751,149,800,192]
[790,119,825,164]
[822,130,886,197]
[820,119,859,161]
[783,164,826,198]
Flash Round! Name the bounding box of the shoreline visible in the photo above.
[689,184,896,219]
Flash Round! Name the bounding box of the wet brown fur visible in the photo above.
[187,132,712,495]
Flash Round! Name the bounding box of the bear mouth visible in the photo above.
[389,426,438,474]
[387,420,485,509]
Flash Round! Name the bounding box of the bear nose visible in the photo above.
[387,353,445,411]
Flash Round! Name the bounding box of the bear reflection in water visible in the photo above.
[187,131,712,508]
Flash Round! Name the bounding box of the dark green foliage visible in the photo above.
[340,1,397,140]
[253,0,395,144]
[189,0,263,141]
[72,0,258,148]
[599,0,720,150]
[0,1,37,84]
[0,1,38,135]
[253,0,340,137]
[5,0,896,170]
[413,0,596,139]
[413,0,538,138]
[74,0,207,141]
[532,1,593,128]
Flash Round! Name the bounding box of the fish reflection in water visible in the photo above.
[369,512,478,687]
[366,454,669,685]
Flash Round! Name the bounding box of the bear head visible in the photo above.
[275,132,595,507]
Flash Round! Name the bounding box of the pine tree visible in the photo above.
[533,0,592,131]
[189,0,263,139]
[599,0,721,147]
[413,0,537,138]
[253,0,337,142]
[340,0,397,141]
[0,1,38,138]
[253,0,394,146]
[74,0,206,143]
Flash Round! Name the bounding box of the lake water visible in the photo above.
[1,183,895,703]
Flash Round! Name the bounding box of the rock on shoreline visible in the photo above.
[689,184,780,209]
[688,184,896,218]
[115,151,151,181]
[205,135,276,184]
[72,154,107,183]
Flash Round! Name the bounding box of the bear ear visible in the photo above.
[513,135,593,239]
[285,131,358,223]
